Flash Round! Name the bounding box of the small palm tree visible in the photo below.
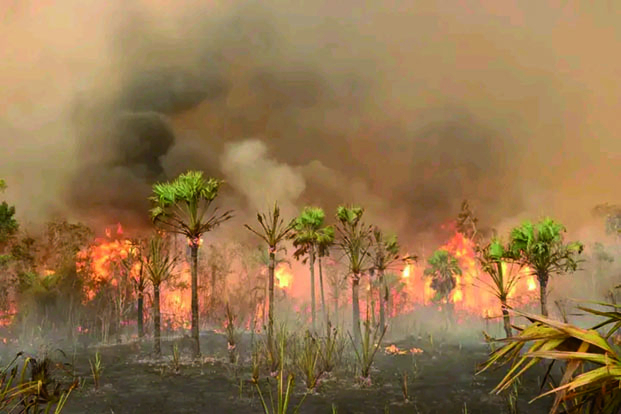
[316,225,335,334]
[119,240,148,338]
[507,218,583,317]
[149,170,233,357]
[423,249,461,305]
[254,245,289,325]
[245,202,295,354]
[291,207,333,333]
[144,234,177,357]
[370,227,409,330]
[335,206,372,348]
[476,238,522,338]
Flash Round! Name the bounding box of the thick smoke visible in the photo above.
[0,0,619,246]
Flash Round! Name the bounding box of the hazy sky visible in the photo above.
[1,0,619,246]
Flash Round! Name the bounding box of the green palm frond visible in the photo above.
[478,308,621,414]
[149,170,233,239]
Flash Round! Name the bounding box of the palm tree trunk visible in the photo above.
[211,263,217,313]
[263,270,268,327]
[154,284,161,357]
[318,256,328,336]
[500,298,512,338]
[137,290,144,338]
[190,242,201,358]
[352,274,361,347]
[380,270,389,330]
[334,282,339,327]
[268,248,276,356]
[309,245,316,332]
[539,274,549,317]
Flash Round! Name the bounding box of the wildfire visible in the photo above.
[275,265,293,289]
[77,224,192,329]
[527,275,537,291]
[396,231,537,318]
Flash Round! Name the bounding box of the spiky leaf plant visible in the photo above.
[507,218,583,317]
[149,170,233,357]
[253,326,309,414]
[423,249,461,304]
[1,353,77,413]
[478,304,621,414]
[335,206,373,348]
[476,238,524,338]
[245,202,296,359]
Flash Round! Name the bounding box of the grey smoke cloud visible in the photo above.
[0,0,619,245]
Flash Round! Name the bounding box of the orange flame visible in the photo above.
[275,265,293,289]
[393,231,537,319]
[77,224,191,330]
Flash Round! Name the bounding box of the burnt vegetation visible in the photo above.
[1,172,620,413]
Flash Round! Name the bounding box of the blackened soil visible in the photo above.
[53,332,551,414]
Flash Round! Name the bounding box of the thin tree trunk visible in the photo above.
[309,245,316,332]
[318,256,328,335]
[154,284,161,357]
[500,298,512,338]
[211,263,217,312]
[539,275,548,317]
[334,282,339,327]
[137,290,144,338]
[379,269,386,330]
[268,248,276,356]
[264,270,268,327]
[352,275,361,348]
[190,242,200,358]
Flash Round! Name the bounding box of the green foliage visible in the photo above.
[144,235,177,288]
[478,304,621,413]
[316,226,335,258]
[1,353,77,413]
[349,315,387,382]
[246,202,296,250]
[370,227,401,272]
[423,249,462,303]
[291,207,326,261]
[477,238,522,302]
[294,331,324,390]
[334,206,372,276]
[0,202,19,244]
[88,351,103,390]
[253,327,309,414]
[507,218,584,277]
[149,170,233,239]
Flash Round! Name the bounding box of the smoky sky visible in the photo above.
[1,0,620,245]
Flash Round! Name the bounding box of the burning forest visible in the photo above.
[1,1,621,413]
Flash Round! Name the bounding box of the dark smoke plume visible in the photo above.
[0,0,619,246]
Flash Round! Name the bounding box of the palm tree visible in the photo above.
[120,240,148,338]
[144,234,177,357]
[423,249,461,305]
[370,227,410,330]
[507,218,583,317]
[291,207,331,332]
[335,206,372,348]
[244,202,295,354]
[476,238,522,338]
[149,170,233,357]
[253,245,289,325]
[316,225,335,334]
